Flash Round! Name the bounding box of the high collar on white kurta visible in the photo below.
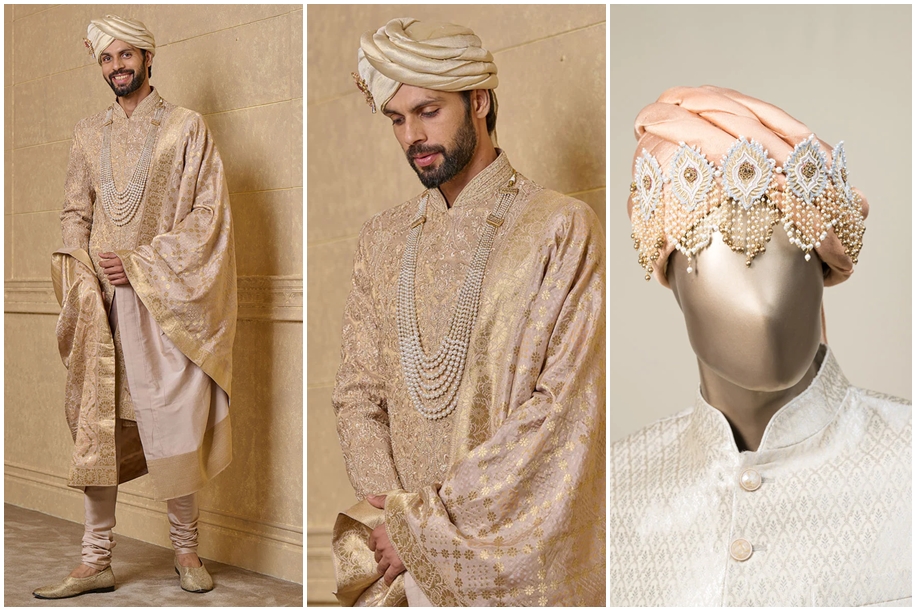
[688,345,850,456]
[425,149,515,211]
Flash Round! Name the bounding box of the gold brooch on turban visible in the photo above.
[84,14,156,64]
[628,86,867,287]
[353,17,498,114]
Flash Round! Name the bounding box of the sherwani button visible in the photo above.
[739,468,762,491]
[730,538,753,562]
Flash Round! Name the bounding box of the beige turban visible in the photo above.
[85,14,156,64]
[628,85,868,287]
[355,18,498,113]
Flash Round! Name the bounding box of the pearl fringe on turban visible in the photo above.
[629,85,868,287]
[86,14,156,64]
[357,18,498,113]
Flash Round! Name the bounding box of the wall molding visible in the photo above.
[307,528,337,604]
[6,462,303,584]
[4,275,302,321]
[3,279,58,314]
[236,275,302,322]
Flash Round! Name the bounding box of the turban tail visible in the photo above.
[357,18,498,113]
[86,14,156,64]
[628,85,868,287]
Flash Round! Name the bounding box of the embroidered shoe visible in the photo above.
[32,566,116,599]
[175,557,214,593]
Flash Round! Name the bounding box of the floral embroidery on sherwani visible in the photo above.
[333,153,606,606]
[57,90,236,498]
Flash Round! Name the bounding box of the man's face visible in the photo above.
[383,85,478,189]
[99,40,149,98]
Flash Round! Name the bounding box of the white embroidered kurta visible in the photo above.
[610,347,911,606]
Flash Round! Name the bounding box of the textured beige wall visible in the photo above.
[4,4,304,584]
[306,4,605,603]
[609,5,912,442]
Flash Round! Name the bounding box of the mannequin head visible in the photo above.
[628,86,869,450]
[668,224,824,392]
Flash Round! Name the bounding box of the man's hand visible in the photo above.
[367,494,405,586]
[98,252,130,286]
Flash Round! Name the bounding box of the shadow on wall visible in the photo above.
[556,51,604,194]
[558,99,590,192]
[202,116,285,527]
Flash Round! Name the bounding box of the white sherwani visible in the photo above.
[610,347,911,606]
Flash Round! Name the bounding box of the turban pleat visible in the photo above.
[86,14,156,64]
[357,18,498,113]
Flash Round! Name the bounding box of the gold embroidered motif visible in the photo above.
[333,153,605,605]
[738,160,755,181]
[59,92,237,496]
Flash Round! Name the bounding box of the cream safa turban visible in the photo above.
[85,15,156,64]
[628,85,868,287]
[355,18,498,113]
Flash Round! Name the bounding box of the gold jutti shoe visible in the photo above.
[32,566,115,599]
[175,558,214,593]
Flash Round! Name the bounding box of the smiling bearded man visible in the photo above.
[34,14,236,599]
[330,17,606,606]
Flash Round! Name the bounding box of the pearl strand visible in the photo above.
[99,101,165,226]
[397,172,518,420]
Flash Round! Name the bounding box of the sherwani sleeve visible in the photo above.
[60,126,94,250]
[332,221,403,500]
[383,202,606,606]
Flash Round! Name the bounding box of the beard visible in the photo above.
[406,110,477,189]
[106,63,147,98]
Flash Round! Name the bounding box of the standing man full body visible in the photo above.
[34,14,236,598]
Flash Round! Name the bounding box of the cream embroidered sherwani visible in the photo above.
[610,347,912,606]
[55,89,236,501]
[332,152,606,606]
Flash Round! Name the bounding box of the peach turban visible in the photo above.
[628,85,868,287]
[85,15,156,64]
[355,18,498,113]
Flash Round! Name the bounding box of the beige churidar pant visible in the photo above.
[82,485,199,570]
[81,285,215,570]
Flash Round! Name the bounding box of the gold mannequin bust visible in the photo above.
[611,85,910,607]
[668,225,823,451]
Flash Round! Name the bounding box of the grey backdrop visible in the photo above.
[609,5,912,442]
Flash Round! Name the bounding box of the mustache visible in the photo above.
[109,70,134,78]
[406,143,445,159]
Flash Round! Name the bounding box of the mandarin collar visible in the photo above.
[426,150,515,210]
[111,88,162,121]
[688,345,850,456]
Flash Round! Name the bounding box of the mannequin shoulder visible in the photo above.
[848,386,912,433]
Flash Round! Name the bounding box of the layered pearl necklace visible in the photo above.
[99,99,165,226]
[397,172,519,420]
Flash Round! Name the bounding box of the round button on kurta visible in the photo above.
[730,538,753,562]
[739,468,762,491]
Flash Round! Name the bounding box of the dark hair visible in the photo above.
[461,90,497,135]
[143,50,152,78]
